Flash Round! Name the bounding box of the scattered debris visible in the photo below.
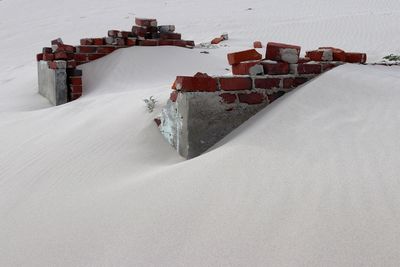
[221,33,229,40]
[211,37,224,44]
[210,33,229,45]
[253,41,263,48]
[144,96,157,113]
[197,42,219,49]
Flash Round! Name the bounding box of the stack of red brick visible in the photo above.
[233,42,367,76]
[36,38,83,101]
[169,42,367,107]
[36,17,195,102]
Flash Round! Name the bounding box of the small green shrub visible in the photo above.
[383,54,400,62]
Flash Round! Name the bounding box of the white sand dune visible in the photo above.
[1,0,400,266]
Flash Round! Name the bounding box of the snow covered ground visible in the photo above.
[1,0,400,266]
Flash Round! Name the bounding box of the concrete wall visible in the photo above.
[37,61,68,106]
[156,42,365,159]
[159,92,268,159]
[157,72,320,159]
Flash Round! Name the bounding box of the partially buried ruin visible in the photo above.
[156,43,367,159]
[34,18,367,159]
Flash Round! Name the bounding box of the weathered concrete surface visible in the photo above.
[38,61,68,105]
[158,92,267,159]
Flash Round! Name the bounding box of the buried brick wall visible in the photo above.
[36,18,195,105]
[157,43,367,159]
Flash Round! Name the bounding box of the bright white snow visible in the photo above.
[1,0,400,266]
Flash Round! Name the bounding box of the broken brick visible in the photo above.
[345,52,367,63]
[266,42,301,63]
[135,18,158,27]
[211,37,224,45]
[253,41,263,48]
[173,73,217,92]
[232,61,261,75]
[227,49,262,65]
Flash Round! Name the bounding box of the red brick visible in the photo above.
[118,31,132,38]
[253,41,263,48]
[184,40,195,47]
[159,39,175,46]
[54,51,68,60]
[170,91,178,102]
[261,62,290,75]
[42,47,53,53]
[173,73,217,92]
[139,39,159,46]
[70,92,82,101]
[254,78,280,89]
[69,77,82,86]
[67,53,74,60]
[125,38,137,46]
[88,54,107,61]
[172,40,188,47]
[267,91,285,103]
[80,38,94,45]
[238,93,265,105]
[135,18,157,27]
[266,42,301,63]
[108,30,120,37]
[227,49,262,65]
[51,38,63,45]
[160,32,182,40]
[97,46,116,54]
[319,47,346,61]
[76,46,98,53]
[294,77,309,86]
[66,60,77,69]
[36,53,43,61]
[282,78,295,88]
[55,44,75,53]
[70,85,83,94]
[47,61,58,69]
[306,49,333,61]
[220,77,252,91]
[76,61,88,65]
[92,38,104,45]
[154,118,161,126]
[232,61,261,75]
[345,52,367,63]
[297,63,322,74]
[132,26,147,37]
[321,62,338,71]
[211,37,224,44]
[220,93,237,104]
[42,53,55,61]
[74,54,87,61]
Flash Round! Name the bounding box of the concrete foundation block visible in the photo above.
[158,92,267,159]
[37,61,68,105]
